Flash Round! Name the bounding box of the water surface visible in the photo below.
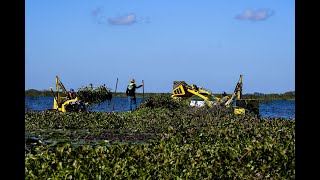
[25,96,295,118]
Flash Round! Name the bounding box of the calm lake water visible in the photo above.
[25,96,295,119]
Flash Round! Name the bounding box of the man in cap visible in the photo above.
[67,88,77,100]
[126,79,143,111]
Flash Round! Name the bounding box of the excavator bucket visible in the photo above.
[172,81,193,97]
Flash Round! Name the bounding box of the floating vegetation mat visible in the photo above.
[25,94,295,179]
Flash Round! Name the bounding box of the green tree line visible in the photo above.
[25,89,295,100]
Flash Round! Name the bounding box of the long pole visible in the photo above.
[50,87,58,103]
[142,80,144,100]
[114,78,118,94]
[112,78,118,111]
[50,87,59,109]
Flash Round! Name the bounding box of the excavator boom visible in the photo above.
[56,75,68,95]
[224,75,242,107]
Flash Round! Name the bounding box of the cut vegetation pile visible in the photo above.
[76,84,112,106]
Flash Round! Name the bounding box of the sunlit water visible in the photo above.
[25,96,295,119]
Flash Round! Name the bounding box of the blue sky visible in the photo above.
[25,0,295,94]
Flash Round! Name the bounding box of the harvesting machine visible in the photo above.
[171,75,259,115]
[49,76,86,112]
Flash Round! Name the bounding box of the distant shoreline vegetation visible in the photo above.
[25,89,295,100]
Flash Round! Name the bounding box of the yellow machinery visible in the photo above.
[50,75,86,112]
[225,75,259,115]
[171,81,220,106]
[171,75,259,116]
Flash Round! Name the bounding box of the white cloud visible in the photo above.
[235,9,274,21]
[108,13,136,25]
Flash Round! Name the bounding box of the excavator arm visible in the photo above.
[223,75,259,115]
[224,75,242,107]
[56,75,68,96]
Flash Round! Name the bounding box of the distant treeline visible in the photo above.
[25,89,295,100]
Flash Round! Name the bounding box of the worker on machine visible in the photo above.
[126,79,143,111]
[67,88,77,100]
[219,91,229,104]
[222,91,227,97]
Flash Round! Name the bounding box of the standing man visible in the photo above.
[126,79,143,111]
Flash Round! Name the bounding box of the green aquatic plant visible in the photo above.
[138,94,189,110]
[26,116,295,179]
[25,97,295,179]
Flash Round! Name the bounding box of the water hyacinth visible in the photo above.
[138,94,189,110]
[76,84,112,106]
[25,95,295,179]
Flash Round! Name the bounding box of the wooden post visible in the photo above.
[112,78,118,111]
[142,80,144,99]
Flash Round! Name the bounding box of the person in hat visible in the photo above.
[220,91,229,104]
[67,88,77,100]
[126,79,143,111]
[222,91,227,97]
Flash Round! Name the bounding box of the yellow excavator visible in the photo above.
[171,75,259,115]
[50,75,86,112]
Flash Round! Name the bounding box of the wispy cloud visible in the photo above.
[91,7,108,24]
[108,13,136,25]
[92,7,103,17]
[235,9,274,21]
[91,7,148,26]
